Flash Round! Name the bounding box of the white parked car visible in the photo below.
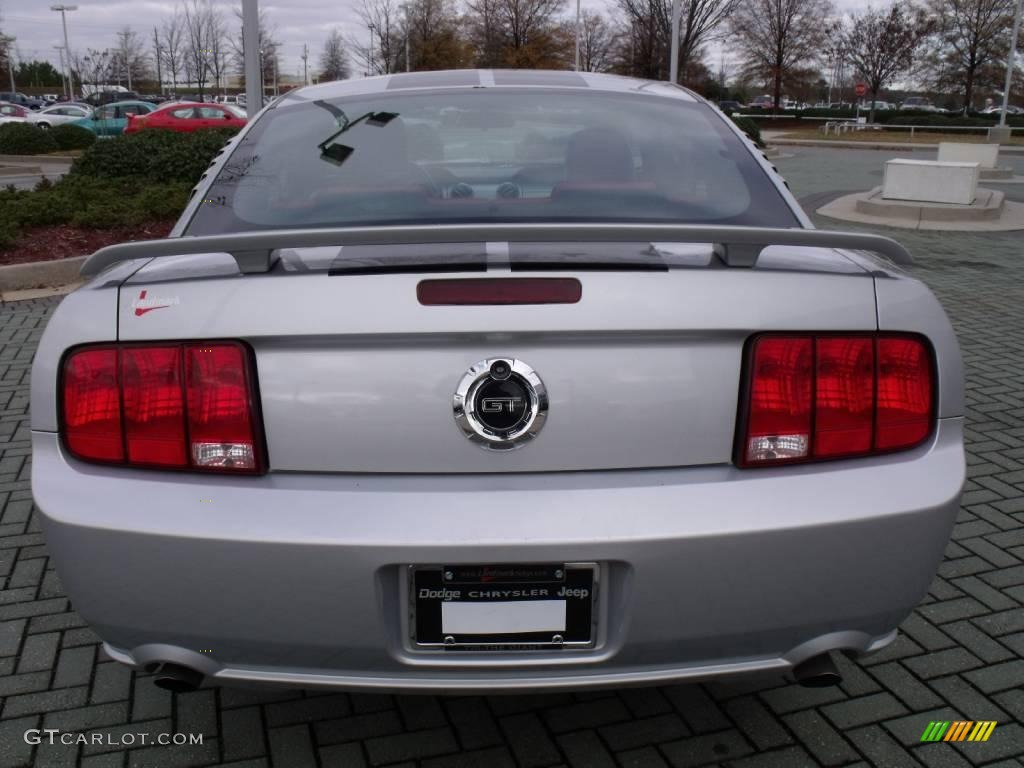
[982,104,1022,115]
[27,104,92,129]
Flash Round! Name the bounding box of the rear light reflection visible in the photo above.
[61,342,263,474]
[739,334,934,467]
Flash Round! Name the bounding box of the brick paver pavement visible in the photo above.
[1,147,1022,767]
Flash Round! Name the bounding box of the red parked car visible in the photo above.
[124,102,247,134]
[0,102,30,124]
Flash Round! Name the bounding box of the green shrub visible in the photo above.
[48,124,97,152]
[71,128,238,183]
[0,221,16,249]
[0,175,192,245]
[730,115,765,148]
[0,123,59,155]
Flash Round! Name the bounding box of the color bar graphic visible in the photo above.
[921,721,997,742]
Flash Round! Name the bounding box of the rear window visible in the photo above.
[185,89,797,235]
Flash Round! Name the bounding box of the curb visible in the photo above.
[0,256,85,293]
[772,138,1024,153]
[0,165,42,177]
[0,154,77,163]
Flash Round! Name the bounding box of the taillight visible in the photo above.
[61,342,263,473]
[62,347,123,463]
[738,334,934,467]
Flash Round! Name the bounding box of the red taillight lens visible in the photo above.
[61,342,263,473]
[739,334,933,467]
[62,347,123,463]
[186,344,258,470]
[876,337,933,451]
[814,337,874,458]
[744,337,813,463]
[122,346,186,467]
[418,278,582,305]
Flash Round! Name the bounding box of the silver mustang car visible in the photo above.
[31,70,964,693]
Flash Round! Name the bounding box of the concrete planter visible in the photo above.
[882,159,979,205]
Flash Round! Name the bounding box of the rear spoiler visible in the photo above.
[79,223,913,277]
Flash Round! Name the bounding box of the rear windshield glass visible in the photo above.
[185,89,798,235]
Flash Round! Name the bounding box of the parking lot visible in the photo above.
[1,146,1022,768]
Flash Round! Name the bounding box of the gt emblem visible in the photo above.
[481,397,523,413]
[453,359,548,450]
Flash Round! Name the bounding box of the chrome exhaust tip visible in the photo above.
[793,652,843,688]
[151,662,204,693]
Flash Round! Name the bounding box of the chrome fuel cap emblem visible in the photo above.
[453,358,547,450]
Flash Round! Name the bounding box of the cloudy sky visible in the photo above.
[2,0,866,84]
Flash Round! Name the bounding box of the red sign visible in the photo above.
[855,83,867,97]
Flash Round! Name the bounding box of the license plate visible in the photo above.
[412,563,597,649]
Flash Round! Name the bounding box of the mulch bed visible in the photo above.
[0,221,175,267]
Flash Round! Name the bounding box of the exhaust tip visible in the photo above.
[793,652,843,688]
[152,663,204,693]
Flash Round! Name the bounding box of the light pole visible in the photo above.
[368,23,376,77]
[574,0,581,72]
[54,45,68,98]
[50,5,77,98]
[669,0,681,83]
[242,0,262,112]
[999,0,1023,127]
[2,37,15,93]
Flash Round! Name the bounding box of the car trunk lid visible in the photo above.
[117,245,876,473]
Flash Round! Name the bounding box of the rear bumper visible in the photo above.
[32,420,964,692]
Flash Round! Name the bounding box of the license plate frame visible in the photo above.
[410,562,599,650]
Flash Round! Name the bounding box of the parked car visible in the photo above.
[83,89,141,107]
[124,101,248,134]
[715,100,744,112]
[26,103,92,129]
[748,94,776,109]
[0,102,30,124]
[981,104,1023,115]
[70,100,156,136]
[216,94,245,105]
[899,97,940,112]
[0,91,46,110]
[32,69,965,695]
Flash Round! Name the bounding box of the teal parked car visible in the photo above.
[71,100,156,137]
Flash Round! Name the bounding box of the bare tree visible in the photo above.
[841,3,932,121]
[465,0,505,66]
[158,12,185,94]
[349,0,403,74]
[182,0,217,97]
[0,9,15,90]
[464,0,567,67]
[319,27,351,81]
[731,0,833,112]
[207,8,229,96]
[110,26,149,90]
[924,0,1015,111]
[229,4,280,91]
[614,0,738,81]
[405,0,469,70]
[79,48,112,90]
[576,10,618,72]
